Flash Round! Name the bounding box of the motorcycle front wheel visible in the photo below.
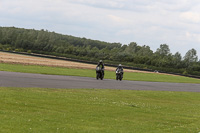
[96,73,99,80]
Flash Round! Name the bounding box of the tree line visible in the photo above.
[0,27,199,76]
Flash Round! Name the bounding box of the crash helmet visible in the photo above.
[119,64,122,66]
[99,60,103,63]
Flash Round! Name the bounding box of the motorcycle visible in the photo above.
[116,69,123,81]
[96,66,104,80]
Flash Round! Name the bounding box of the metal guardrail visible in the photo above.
[1,50,200,79]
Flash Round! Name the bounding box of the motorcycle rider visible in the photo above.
[116,64,123,77]
[97,60,105,75]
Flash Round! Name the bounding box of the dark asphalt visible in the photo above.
[0,71,199,92]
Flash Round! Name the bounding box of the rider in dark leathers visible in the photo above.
[116,64,123,77]
[97,60,105,75]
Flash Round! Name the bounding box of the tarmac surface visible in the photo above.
[0,71,199,92]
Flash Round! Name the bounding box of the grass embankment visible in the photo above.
[0,63,200,83]
[0,87,200,133]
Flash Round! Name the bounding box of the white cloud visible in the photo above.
[116,29,133,36]
[0,0,200,57]
[180,12,200,23]
[107,15,131,26]
[186,32,200,42]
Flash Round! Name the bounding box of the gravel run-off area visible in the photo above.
[0,51,153,73]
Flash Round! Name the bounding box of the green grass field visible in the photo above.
[1,63,200,132]
[0,87,200,133]
[0,63,200,83]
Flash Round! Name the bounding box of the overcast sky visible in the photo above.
[1,0,200,58]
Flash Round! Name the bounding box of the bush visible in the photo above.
[183,71,188,75]
[27,50,32,53]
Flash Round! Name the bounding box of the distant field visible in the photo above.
[0,63,200,83]
[1,87,200,133]
[1,51,200,83]
[0,51,147,73]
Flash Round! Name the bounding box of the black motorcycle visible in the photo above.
[116,69,123,81]
[96,66,104,80]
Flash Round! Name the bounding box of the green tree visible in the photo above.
[125,42,139,55]
[184,48,198,63]
[183,48,198,68]
[155,44,170,56]
[137,45,153,57]
[172,52,182,68]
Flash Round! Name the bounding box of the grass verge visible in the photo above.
[0,63,200,83]
[0,87,200,133]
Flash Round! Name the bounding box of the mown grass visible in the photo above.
[0,87,200,133]
[0,63,200,83]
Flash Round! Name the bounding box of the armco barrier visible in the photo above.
[1,50,200,79]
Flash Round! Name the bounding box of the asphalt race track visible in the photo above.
[0,71,199,92]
